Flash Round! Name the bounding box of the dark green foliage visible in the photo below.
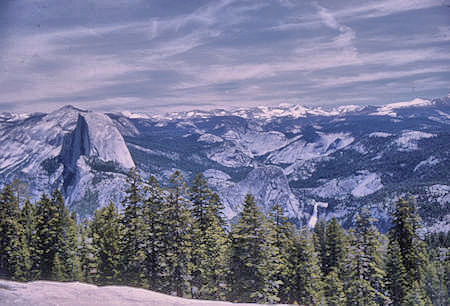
[189,173,229,300]
[289,229,325,305]
[20,199,39,280]
[78,220,97,283]
[0,177,446,305]
[386,198,431,305]
[228,194,279,303]
[159,170,193,297]
[346,210,389,305]
[0,184,31,280]
[142,176,166,291]
[34,193,59,279]
[325,217,348,277]
[324,267,347,306]
[314,219,328,275]
[34,190,80,281]
[120,168,146,286]
[90,202,123,285]
[54,192,81,281]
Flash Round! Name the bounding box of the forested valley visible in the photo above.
[0,169,448,305]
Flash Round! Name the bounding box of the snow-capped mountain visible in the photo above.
[1,97,449,231]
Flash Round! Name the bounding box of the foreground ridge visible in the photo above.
[0,280,289,306]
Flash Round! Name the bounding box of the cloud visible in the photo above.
[0,0,448,112]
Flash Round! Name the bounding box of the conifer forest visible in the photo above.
[0,170,448,305]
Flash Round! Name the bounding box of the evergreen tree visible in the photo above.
[346,210,389,305]
[142,176,166,291]
[20,199,39,280]
[324,267,347,306]
[159,171,193,297]
[325,218,348,277]
[120,168,146,286]
[228,194,278,303]
[314,219,328,275]
[79,219,97,283]
[0,184,31,280]
[189,173,229,300]
[386,198,431,305]
[90,201,123,285]
[267,204,295,303]
[35,193,59,279]
[290,228,325,305]
[52,190,80,281]
[196,203,230,300]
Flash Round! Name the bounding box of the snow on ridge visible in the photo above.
[370,98,432,117]
[414,156,440,172]
[120,111,151,119]
[197,133,224,143]
[269,132,354,164]
[395,130,436,151]
[369,132,392,138]
[312,171,383,199]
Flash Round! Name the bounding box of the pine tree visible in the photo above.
[196,203,230,300]
[386,198,431,305]
[159,171,193,297]
[79,219,97,283]
[324,266,347,306]
[313,219,328,275]
[325,218,348,277]
[20,199,39,280]
[386,238,408,305]
[0,184,31,280]
[52,190,80,281]
[120,168,146,286]
[35,193,59,279]
[346,210,389,305]
[228,194,278,303]
[267,204,295,303]
[90,201,123,285]
[189,174,229,300]
[142,176,166,291]
[290,228,325,305]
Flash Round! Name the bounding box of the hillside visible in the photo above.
[0,97,449,232]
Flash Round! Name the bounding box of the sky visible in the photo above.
[0,0,449,113]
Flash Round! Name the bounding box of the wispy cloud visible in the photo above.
[0,0,448,112]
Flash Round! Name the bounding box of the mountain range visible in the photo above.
[1,96,449,232]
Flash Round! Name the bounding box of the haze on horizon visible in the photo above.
[0,0,449,114]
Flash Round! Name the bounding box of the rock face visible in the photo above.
[218,166,300,220]
[0,97,449,232]
[0,279,277,306]
[0,106,134,219]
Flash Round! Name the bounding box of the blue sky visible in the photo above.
[0,0,449,113]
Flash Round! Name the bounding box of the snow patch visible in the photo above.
[369,132,392,138]
[269,133,354,164]
[395,131,436,151]
[312,171,383,199]
[414,156,440,172]
[371,98,432,117]
[197,133,224,144]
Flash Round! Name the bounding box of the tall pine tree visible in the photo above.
[386,198,431,305]
[120,168,146,286]
[0,184,31,280]
[229,194,278,303]
[90,201,123,285]
[160,171,193,297]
